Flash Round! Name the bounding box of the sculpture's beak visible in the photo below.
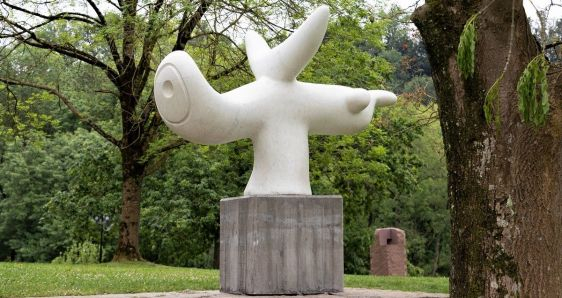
[370,90,397,107]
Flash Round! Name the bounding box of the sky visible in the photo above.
[397,0,562,24]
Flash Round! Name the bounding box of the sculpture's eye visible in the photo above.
[162,80,174,98]
[154,64,191,124]
[346,89,371,114]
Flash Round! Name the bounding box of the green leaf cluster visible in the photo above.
[377,5,433,97]
[0,130,121,262]
[0,90,60,142]
[51,241,100,264]
[457,14,478,79]
[299,16,391,89]
[517,54,550,126]
[484,73,504,127]
[140,141,251,268]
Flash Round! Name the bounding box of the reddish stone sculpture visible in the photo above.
[370,227,407,276]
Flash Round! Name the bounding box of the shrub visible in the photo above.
[51,241,99,264]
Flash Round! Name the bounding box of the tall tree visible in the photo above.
[412,1,561,296]
[0,0,337,260]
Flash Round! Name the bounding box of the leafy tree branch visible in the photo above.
[0,77,120,146]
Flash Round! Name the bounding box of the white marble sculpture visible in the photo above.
[154,5,397,196]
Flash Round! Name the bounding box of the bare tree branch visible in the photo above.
[0,76,121,147]
[545,40,562,50]
[105,0,122,11]
[1,16,120,84]
[85,0,107,24]
[120,0,139,87]
[134,0,165,96]
[95,89,120,98]
[139,89,156,126]
[0,18,61,38]
[173,0,212,51]
[141,105,162,145]
[140,139,189,165]
[84,0,124,74]
[1,1,101,25]
[85,0,123,74]
[209,56,248,80]
[191,30,245,54]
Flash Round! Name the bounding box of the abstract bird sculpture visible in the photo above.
[154,5,397,196]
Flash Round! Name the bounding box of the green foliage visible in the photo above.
[517,54,550,126]
[459,13,552,128]
[407,261,425,276]
[484,73,504,127]
[309,101,425,274]
[0,262,449,297]
[300,15,430,274]
[403,106,450,276]
[0,89,60,142]
[43,130,121,261]
[141,142,250,267]
[377,5,433,95]
[51,241,99,264]
[457,14,478,79]
[300,16,391,88]
[403,76,436,100]
[0,138,71,262]
[0,130,120,262]
[0,1,451,276]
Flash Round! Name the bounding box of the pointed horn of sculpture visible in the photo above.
[274,5,329,79]
[245,31,271,79]
[154,51,242,144]
[246,5,329,80]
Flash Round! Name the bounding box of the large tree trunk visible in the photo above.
[113,148,146,261]
[412,1,562,297]
[112,91,148,261]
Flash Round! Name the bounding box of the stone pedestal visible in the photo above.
[220,195,343,295]
[370,228,406,276]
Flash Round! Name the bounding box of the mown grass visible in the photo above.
[344,274,448,294]
[0,262,448,297]
[0,262,217,297]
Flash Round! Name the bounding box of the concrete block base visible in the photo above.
[220,195,343,295]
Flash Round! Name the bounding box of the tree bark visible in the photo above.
[412,1,562,297]
[112,90,148,261]
[113,148,146,261]
[213,236,220,269]
[431,237,440,276]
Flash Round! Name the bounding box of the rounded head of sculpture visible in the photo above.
[154,62,191,124]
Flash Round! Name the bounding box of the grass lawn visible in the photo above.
[344,274,448,294]
[0,262,448,297]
